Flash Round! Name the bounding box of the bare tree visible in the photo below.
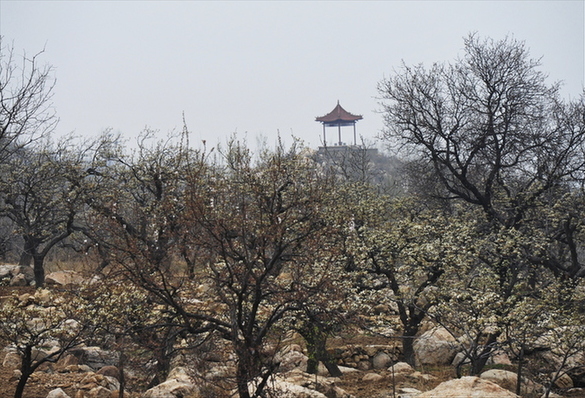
[0,136,90,286]
[378,34,585,277]
[0,38,57,163]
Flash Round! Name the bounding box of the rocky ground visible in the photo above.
[2,283,585,398]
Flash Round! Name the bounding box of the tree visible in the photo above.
[182,139,338,398]
[0,290,93,398]
[87,134,338,398]
[344,184,473,366]
[84,129,206,382]
[0,136,90,286]
[0,38,57,164]
[378,34,585,277]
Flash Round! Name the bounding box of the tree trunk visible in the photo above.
[402,325,419,367]
[33,254,45,288]
[14,346,32,398]
[236,353,252,398]
[300,321,342,377]
[515,344,524,396]
[18,236,34,267]
[470,333,498,376]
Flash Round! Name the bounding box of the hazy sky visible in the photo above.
[1,1,584,151]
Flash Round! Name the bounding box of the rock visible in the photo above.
[357,360,371,371]
[276,348,309,373]
[388,361,414,374]
[362,372,384,382]
[3,350,21,369]
[85,386,112,398]
[96,365,121,382]
[488,350,513,366]
[553,372,573,389]
[78,364,93,373]
[64,365,80,373]
[452,352,471,367]
[70,347,119,370]
[166,366,191,382]
[10,369,22,382]
[259,379,328,398]
[257,371,354,398]
[56,354,79,372]
[142,367,196,398]
[0,264,18,279]
[398,387,422,398]
[16,266,35,282]
[372,352,392,369]
[414,326,458,366]
[417,376,520,398]
[46,388,72,398]
[10,273,28,286]
[34,288,53,304]
[338,365,359,374]
[364,345,395,357]
[45,270,85,286]
[142,378,197,398]
[480,369,541,396]
[542,392,564,398]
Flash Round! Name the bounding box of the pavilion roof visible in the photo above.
[316,101,363,124]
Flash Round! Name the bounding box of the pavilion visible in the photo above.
[315,101,363,147]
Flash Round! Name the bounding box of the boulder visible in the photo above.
[417,376,520,398]
[142,367,196,398]
[45,270,85,286]
[362,372,384,382]
[398,387,422,398]
[414,326,459,366]
[142,378,196,398]
[263,371,354,398]
[372,352,392,369]
[480,369,541,396]
[276,348,309,373]
[553,372,574,389]
[258,379,328,398]
[0,264,19,280]
[84,386,112,398]
[10,273,28,286]
[96,365,121,382]
[46,388,72,398]
[70,347,119,370]
[3,349,21,369]
[388,361,414,374]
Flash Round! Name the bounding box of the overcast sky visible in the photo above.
[1,1,584,151]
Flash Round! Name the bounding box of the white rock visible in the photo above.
[417,376,520,398]
[46,388,71,398]
[3,350,21,369]
[388,361,414,374]
[362,372,384,382]
[413,326,458,367]
[480,369,541,396]
[257,379,328,398]
[166,366,192,383]
[142,378,196,398]
[372,351,392,369]
[86,386,112,398]
[276,348,309,373]
[45,270,85,286]
[398,387,422,398]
